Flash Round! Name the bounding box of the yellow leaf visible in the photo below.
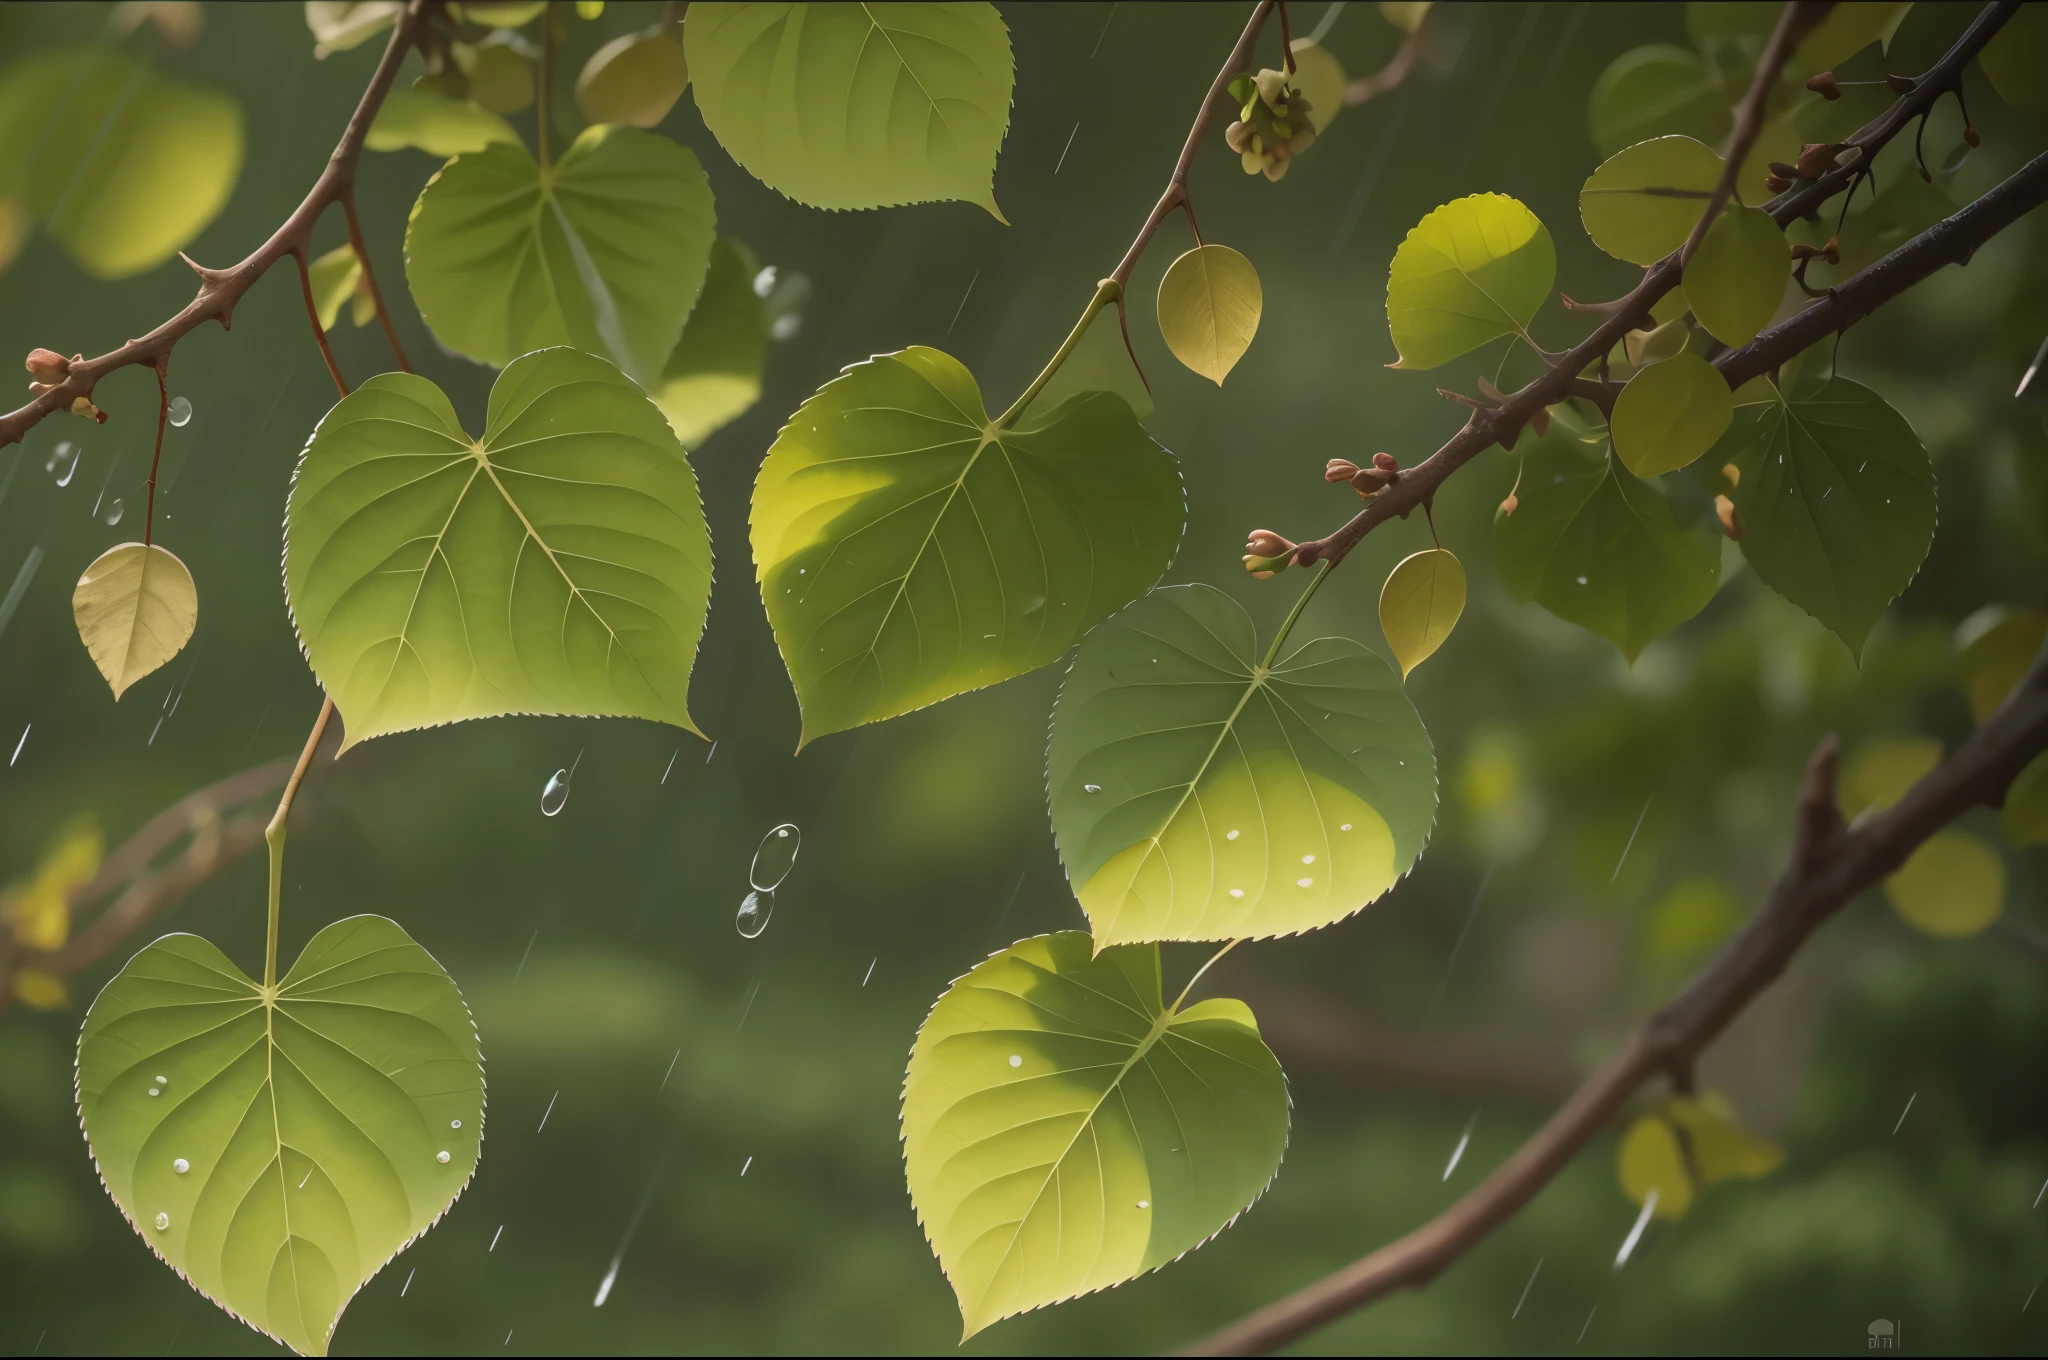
[71,543,198,700]
[1839,734,1941,820]
[12,969,69,1010]
[577,29,690,129]
[1287,39,1346,133]
[1667,1092,1783,1184]
[1156,243,1262,385]
[305,241,363,332]
[1379,1,1433,34]
[1885,830,2004,938]
[1,813,102,952]
[1379,548,1466,678]
[1618,1114,1694,1218]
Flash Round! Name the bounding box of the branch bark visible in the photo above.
[1187,637,2048,1356]
[1291,1,2030,569]
[0,0,426,450]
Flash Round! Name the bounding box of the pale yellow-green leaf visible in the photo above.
[304,1,401,57]
[0,814,101,952]
[461,42,533,115]
[451,1,546,24]
[1287,39,1345,133]
[1687,205,1786,346]
[1378,1,1432,33]
[1885,830,2004,938]
[306,242,363,332]
[71,543,198,701]
[1618,1114,1693,1218]
[1379,548,1465,678]
[1579,135,1724,267]
[578,28,690,128]
[1157,244,1261,385]
[1611,349,1732,477]
[1386,193,1554,370]
[1641,876,1746,969]
[1666,1092,1784,1184]
[1791,3,1913,74]
[1955,604,2048,723]
[902,933,1287,1339]
[365,89,519,156]
[1840,734,1941,820]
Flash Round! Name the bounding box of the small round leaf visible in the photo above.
[1379,548,1466,678]
[1618,1114,1694,1219]
[577,28,690,128]
[1579,135,1724,267]
[1386,193,1555,370]
[72,543,197,701]
[1687,205,1787,346]
[1587,45,1726,158]
[1885,830,2004,938]
[1611,350,1732,477]
[1287,39,1346,133]
[1157,244,1262,386]
[366,89,519,156]
[77,916,485,1357]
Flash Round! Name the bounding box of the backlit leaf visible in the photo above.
[577,28,691,128]
[1386,193,1554,370]
[1157,244,1262,385]
[1687,205,1786,346]
[1954,604,2048,723]
[1618,1114,1694,1218]
[306,243,363,332]
[1048,584,1436,947]
[404,124,715,385]
[461,43,533,116]
[1378,2,1432,34]
[1579,135,1723,267]
[654,235,767,447]
[1287,39,1346,133]
[1886,830,2004,938]
[1612,350,1732,478]
[1495,435,1722,660]
[0,47,244,278]
[71,543,198,701]
[77,916,485,1357]
[1379,548,1465,678]
[1713,376,1934,658]
[1666,1091,1783,1183]
[304,1,402,57]
[366,89,520,156]
[751,347,1181,745]
[1790,3,1912,75]
[1587,45,1726,159]
[284,348,712,748]
[685,2,1013,218]
[903,932,1286,1339]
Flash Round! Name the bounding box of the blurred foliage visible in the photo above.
[0,0,2044,1354]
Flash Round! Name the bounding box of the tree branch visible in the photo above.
[0,0,427,450]
[1341,17,1429,107]
[1188,637,2048,1355]
[1289,1,2029,569]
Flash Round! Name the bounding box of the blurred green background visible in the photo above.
[2,1,2046,1354]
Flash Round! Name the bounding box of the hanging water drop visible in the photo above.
[540,769,570,816]
[168,396,192,427]
[173,1158,190,1175]
[748,823,801,892]
[436,1150,451,1164]
[735,889,774,938]
[154,1212,170,1231]
[103,497,123,525]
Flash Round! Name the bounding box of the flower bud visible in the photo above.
[1350,467,1393,498]
[1372,452,1399,471]
[1243,552,1292,579]
[25,348,68,383]
[1795,143,1843,180]
[70,394,104,422]
[1765,173,1793,194]
[1790,243,1824,262]
[1225,120,1254,154]
[1530,406,1551,438]
[1821,234,1840,266]
[1715,494,1743,540]
[1498,493,1518,517]
[1241,149,1264,176]
[1768,162,1798,180]
[1254,68,1289,107]
[1806,71,1840,100]
[1245,529,1295,558]
[1919,164,1933,183]
[1326,458,1361,483]
[1964,126,1981,148]
[1262,156,1290,182]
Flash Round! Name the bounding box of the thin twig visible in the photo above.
[0,0,426,450]
[1343,17,1428,105]
[143,358,167,549]
[341,193,412,372]
[1678,2,1829,267]
[291,248,351,397]
[1188,632,2048,1354]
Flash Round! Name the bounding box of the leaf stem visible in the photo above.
[1170,938,1244,1013]
[341,192,411,372]
[291,248,351,398]
[1261,558,1332,669]
[263,697,334,990]
[143,359,167,550]
[994,278,1120,429]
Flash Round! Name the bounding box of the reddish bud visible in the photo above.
[1768,162,1799,179]
[1964,126,1981,149]
[1499,493,1518,517]
[1790,243,1823,262]
[1372,451,1399,471]
[1822,234,1840,266]
[1715,494,1743,541]
[1325,458,1361,483]
[1795,143,1844,180]
[1920,164,1933,183]
[1245,529,1295,557]
[24,348,68,383]
[1530,406,1551,438]
[1806,71,1841,100]
[1765,174,1794,194]
[1350,467,1393,499]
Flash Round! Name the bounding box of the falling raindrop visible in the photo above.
[749,823,801,891]
[1614,1188,1657,1269]
[1083,783,1102,794]
[540,769,570,816]
[735,889,774,938]
[102,497,123,525]
[173,1158,190,1175]
[739,1156,753,1176]
[53,444,81,487]
[168,396,192,427]
[436,1150,451,1164]
[44,443,68,473]
[489,1224,504,1252]
[154,1212,170,1231]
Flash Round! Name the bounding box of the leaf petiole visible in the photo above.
[263,697,334,989]
[1260,558,1333,669]
[1169,937,1244,1013]
[993,277,1121,430]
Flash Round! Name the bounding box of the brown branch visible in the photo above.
[0,0,426,450]
[1678,2,1831,268]
[0,757,295,1011]
[1342,18,1428,106]
[1188,638,2048,1355]
[1290,1,2030,570]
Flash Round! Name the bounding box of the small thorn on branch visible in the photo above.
[1560,292,1630,316]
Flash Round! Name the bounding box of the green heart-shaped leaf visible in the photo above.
[1714,376,1934,658]
[285,348,712,748]
[403,124,714,384]
[1386,193,1555,370]
[1611,349,1733,478]
[1587,45,1727,159]
[1687,204,1787,346]
[685,2,1013,218]
[903,932,1287,1339]
[654,235,768,448]
[750,346,1181,747]
[1048,584,1436,947]
[1379,547,1466,679]
[77,916,485,1358]
[1579,135,1724,267]
[1496,434,1722,659]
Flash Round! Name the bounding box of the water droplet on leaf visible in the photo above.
[451,1119,462,1129]
[1300,855,1315,864]
[168,396,192,427]
[436,1150,451,1164]
[155,1212,170,1231]
[147,1087,160,1097]
[1008,1054,1022,1068]
[1083,783,1102,794]
[541,769,570,816]
[173,1158,189,1175]
[1229,888,1244,898]
[1226,829,1240,840]
[736,889,774,938]
[1297,877,1313,888]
